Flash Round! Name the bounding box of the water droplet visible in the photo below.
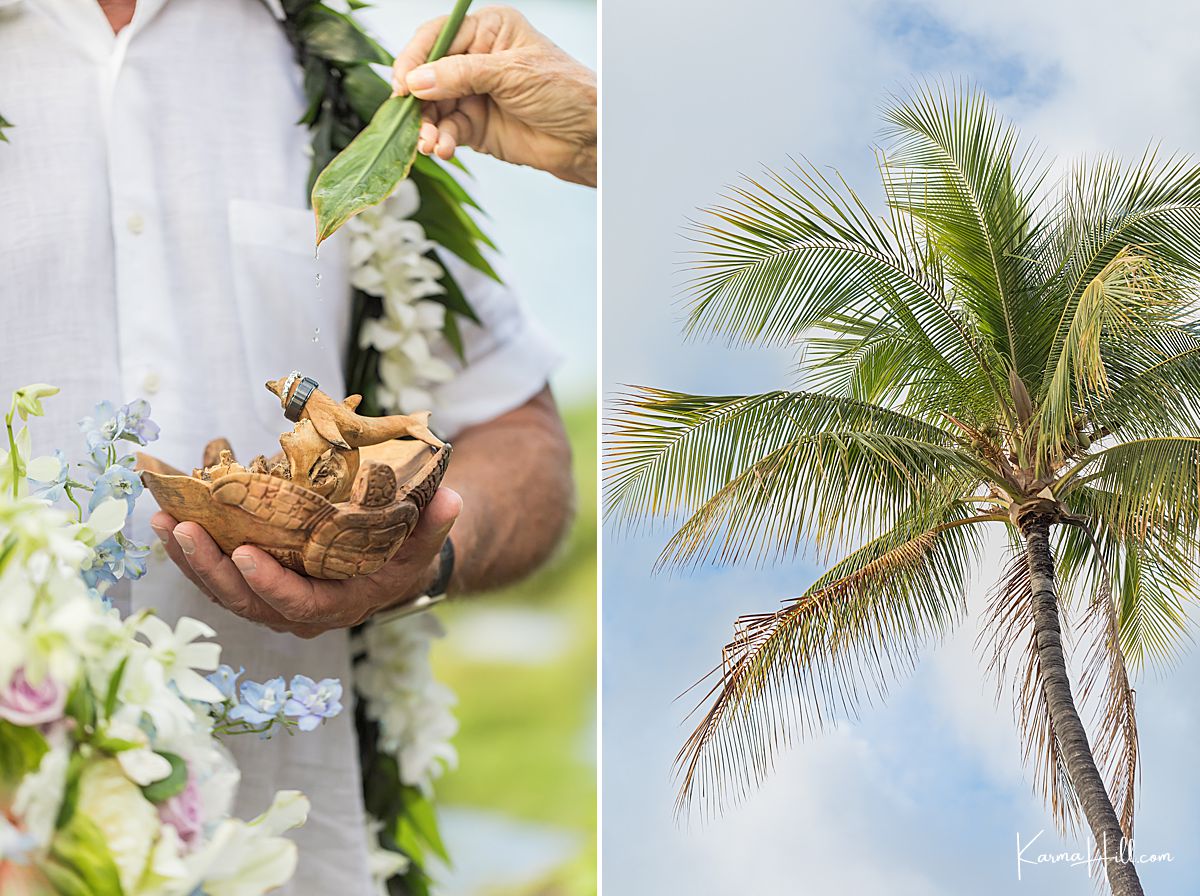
[312,328,321,343]
[314,273,322,288]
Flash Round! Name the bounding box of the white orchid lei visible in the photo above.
[348,181,458,416]
[0,386,344,895]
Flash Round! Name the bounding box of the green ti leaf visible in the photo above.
[311,0,473,245]
[299,4,391,66]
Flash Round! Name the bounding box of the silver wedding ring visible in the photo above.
[284,375,319,422]
[279,370,302,408]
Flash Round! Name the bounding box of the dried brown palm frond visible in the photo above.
[674,505,993,816]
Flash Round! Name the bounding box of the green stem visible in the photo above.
[5,409,19,499]
[428,0,473,63]
[386,0,473,138]
[64,485,85,523]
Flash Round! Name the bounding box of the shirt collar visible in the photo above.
[28,0,171,60]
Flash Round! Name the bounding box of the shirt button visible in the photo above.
[127,213,145,235]
[142,371,161,395]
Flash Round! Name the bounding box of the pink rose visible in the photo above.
[0,669,65,727]
[158,774,204,850]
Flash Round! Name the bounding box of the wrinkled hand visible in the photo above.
[150,488,461,638]
[392,5,596,187]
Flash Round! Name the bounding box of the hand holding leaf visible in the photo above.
[311,0,472,245]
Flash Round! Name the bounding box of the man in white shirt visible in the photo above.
[0,0,574,891]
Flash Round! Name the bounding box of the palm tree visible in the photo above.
[606,83,1200,896]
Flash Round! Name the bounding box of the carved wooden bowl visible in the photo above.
[139,440,450,580]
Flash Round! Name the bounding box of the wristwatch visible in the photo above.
[372,537,455,623]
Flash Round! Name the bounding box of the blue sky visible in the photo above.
[603,0,1200,892]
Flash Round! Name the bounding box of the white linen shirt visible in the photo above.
[0,0,560,891]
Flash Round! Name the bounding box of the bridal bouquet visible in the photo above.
[0,385,340,896]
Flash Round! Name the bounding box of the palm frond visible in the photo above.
[1086,331,1200,438]
[1032,150,1200,398]
[658,430,985,568]
[675,503,993,816]
[605,387,989,567]
[681,159,1013,426]
[1052,521,1140,839]
[1060,483,1198,668]
[1079,571,1140,840]
[879,81,1048,379]
[1057,437,1200,540]
[1036,248,1178,466]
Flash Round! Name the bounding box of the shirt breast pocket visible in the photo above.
[228,198,352,430]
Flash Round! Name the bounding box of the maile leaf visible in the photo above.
[311,0,473,245]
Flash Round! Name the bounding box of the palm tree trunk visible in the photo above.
[1023,516,1145,896]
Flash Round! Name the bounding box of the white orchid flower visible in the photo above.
[137,615,223,703]
[176,792,310,896]
[105,720,173,786]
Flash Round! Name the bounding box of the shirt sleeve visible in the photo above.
[427,252,563,440]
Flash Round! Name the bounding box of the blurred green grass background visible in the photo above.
[430,399,596,896]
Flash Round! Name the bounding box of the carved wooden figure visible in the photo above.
[138,376,450,580]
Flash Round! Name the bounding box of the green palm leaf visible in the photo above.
[606,388,988,566]
[683,161,1013,426]
[879,82,1047,379]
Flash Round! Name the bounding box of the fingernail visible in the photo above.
[151,524,170,544]
[173,531,195,555]
[407,66,436,91]
[232,553,256,574]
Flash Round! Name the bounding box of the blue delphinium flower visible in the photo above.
[83,537,123,593]
[28,449,68,502]
[207,665,244,702]
[230,677,287,726]
[79,400,128,449]
[89,465,143,512]
[122,399,160,445]
[120,533,150,580]
[78,399,160,451]
[83,444,135,481]
[283,675,344,731]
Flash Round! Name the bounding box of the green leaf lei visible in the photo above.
[277,3,477,890]
[278,0,493,419]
